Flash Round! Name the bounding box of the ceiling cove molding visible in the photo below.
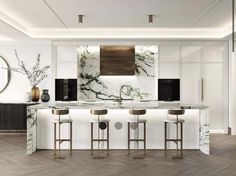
[0,9,233,40]
[0,10,31,37]
[28,27,225,39]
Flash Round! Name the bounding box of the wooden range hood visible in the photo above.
[100,45,135,76]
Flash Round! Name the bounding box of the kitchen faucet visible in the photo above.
[117,85,127,105]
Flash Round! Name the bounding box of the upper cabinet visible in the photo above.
[159,46,180,62]
[202,45,224,62]
[181,46,201,62]
[56,46,77,79]
[100,45,135,75]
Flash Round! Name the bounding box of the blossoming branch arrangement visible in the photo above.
[9,50,50,87]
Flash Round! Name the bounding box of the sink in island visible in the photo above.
[27,101,209,155]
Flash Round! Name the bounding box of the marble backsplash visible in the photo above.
[77,45,158,100]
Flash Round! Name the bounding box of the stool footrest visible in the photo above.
[129,139,145,142]
[56,139,72,142]
[92,139,108,141]
[166,139,182,142]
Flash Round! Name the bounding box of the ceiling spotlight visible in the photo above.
[78,15,83,24]
[148,15,154,24]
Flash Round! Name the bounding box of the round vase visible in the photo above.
[41,89,50,102]
[31,86,40,102]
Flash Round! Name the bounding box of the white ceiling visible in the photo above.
[0,0,233,40]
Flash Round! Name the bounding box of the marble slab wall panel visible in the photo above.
[199,108,210,155]
[77,45,158,100]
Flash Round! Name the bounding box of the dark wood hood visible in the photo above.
[100,45,135,75]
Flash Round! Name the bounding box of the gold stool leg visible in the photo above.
[128,122,130,155]
[172,121,182,159]
[144,122,146,156]
[91,123,93,156]
[70,122,72,155]
[54,115,65,159]
[164,122,167,156]
[181,122,183,157]
[107,122,109,156]
[132,116,144,159]
[54,123,56,157]
[94,115,104,159]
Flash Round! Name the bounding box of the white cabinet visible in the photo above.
[181,46,201,62]
[202,63,224,131]
[181,63,201,104]
[159,46,180,62]
[160,43,227,132]
[159,63,180,78]
[202,45,224,62]
[56,46,77,78]
[57,62,77,78]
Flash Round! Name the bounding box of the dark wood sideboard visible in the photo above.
[0,103,37,133]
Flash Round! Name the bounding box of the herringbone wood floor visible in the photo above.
[0,134,235,176]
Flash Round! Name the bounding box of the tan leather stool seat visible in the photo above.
[129,109,146,115]
[90,109,108,115]
[168,109,185,116]
[52,109,69,115]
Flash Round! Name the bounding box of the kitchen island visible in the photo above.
[27,102,209,155]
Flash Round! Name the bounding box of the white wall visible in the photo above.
[0,41,53,102]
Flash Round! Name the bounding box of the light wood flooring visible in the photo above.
[0,134,236,176]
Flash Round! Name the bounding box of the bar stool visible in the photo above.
[90,109,109,159]
[164,109,185,159]
[127,109,147,159]
[51,108,72,159]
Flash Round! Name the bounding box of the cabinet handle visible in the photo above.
[201,78,204,101]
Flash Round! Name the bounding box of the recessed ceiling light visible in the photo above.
[78,15,83,24]
[148,15,154,24]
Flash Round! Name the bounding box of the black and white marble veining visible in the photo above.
[77,46,158,100]
[199,108,210,155]
[27,106,37,154]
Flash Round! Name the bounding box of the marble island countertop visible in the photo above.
[28,101,208,110]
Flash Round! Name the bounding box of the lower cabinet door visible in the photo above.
[0,104,26,130]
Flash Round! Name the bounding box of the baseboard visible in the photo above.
[209,130,225,134]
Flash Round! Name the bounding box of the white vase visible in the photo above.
[24,92,32,102]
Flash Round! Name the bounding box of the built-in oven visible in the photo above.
[55,79,77,101]
[158,79,180,101]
